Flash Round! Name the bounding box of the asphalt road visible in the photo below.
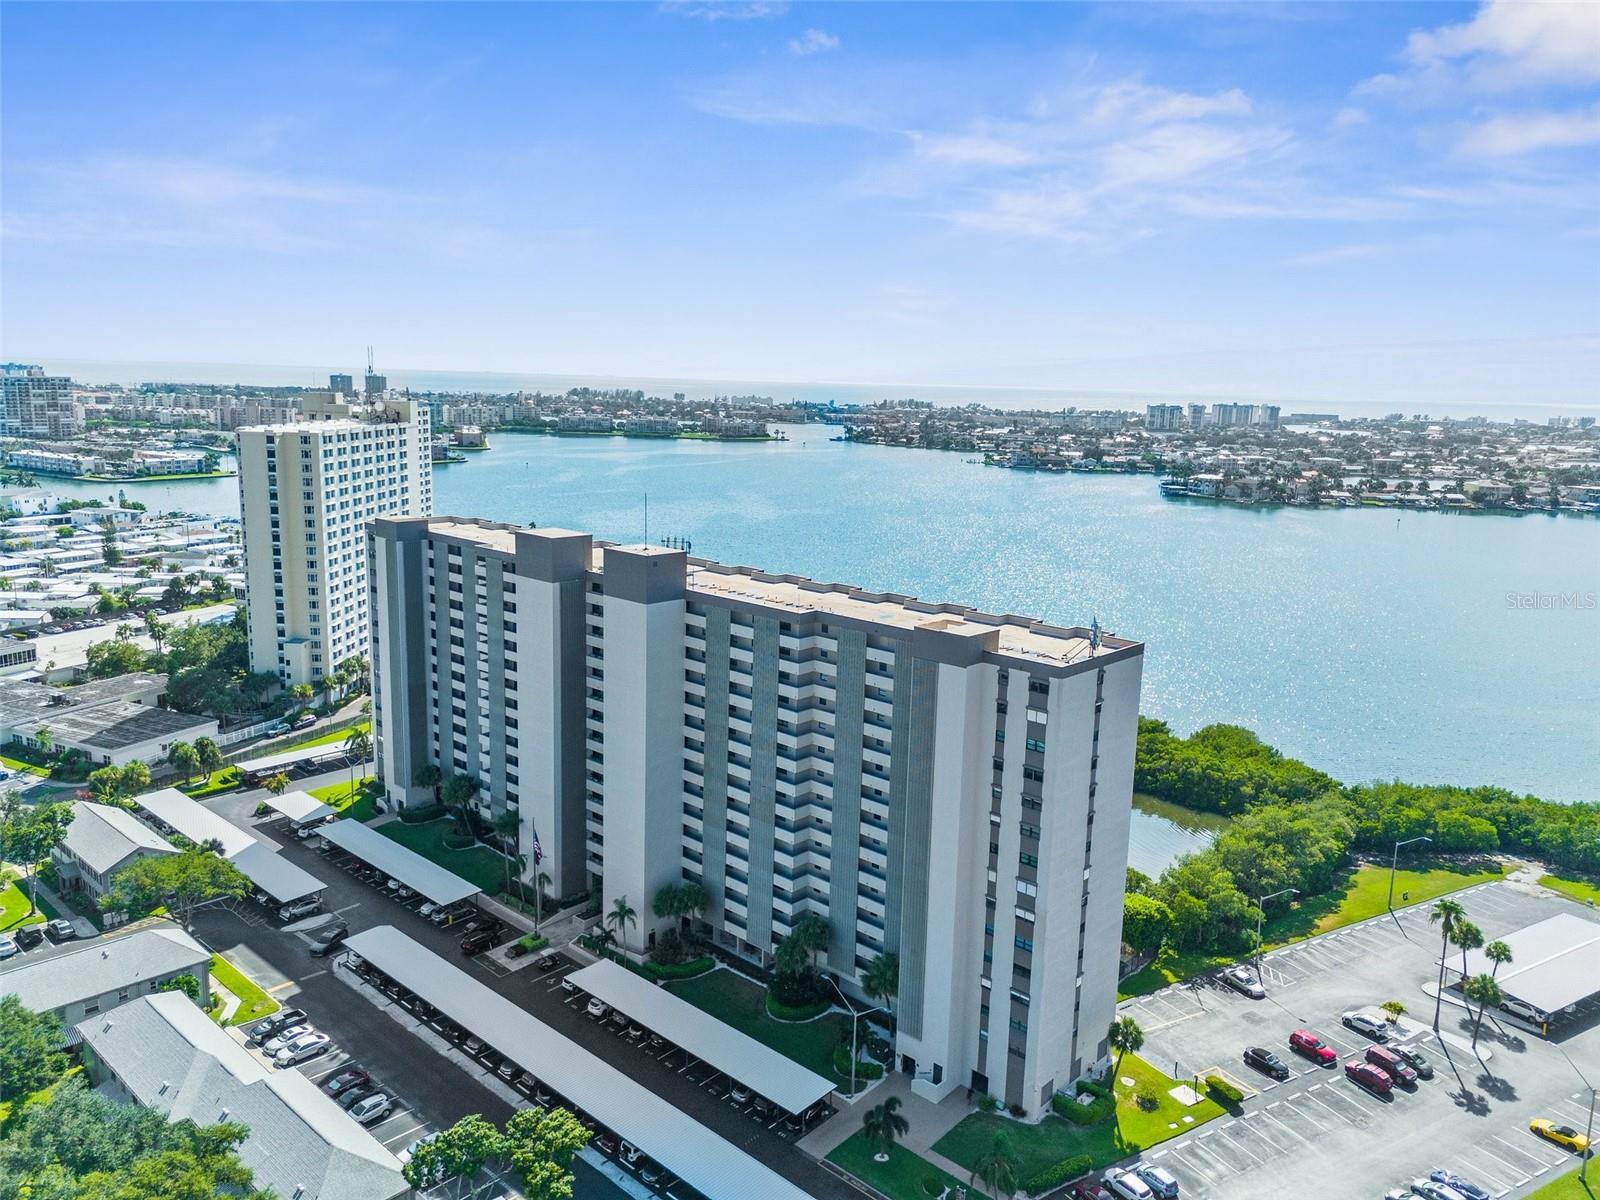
[190,779,855,1200]
[1118,877,1600,1200]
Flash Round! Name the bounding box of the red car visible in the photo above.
[1365,1046,1418,1087]
[1070,1183,1116,1200]
[1289,1028,1337,1065]
[1344,1059,1393,1095]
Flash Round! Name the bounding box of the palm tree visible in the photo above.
[971,1130,1020,1200]
[492,811,520,900]
[413,762,442,806]
[264,771,291,797]
[440,775,479,834]
[1108,1015,1144,1076]
[1484,939,1513,981]
[1451,920,1484,995]
[862,952,900,1025]
[606,896,638,954]
[343,728,372,795]
[1465,974,1503,1052]
[1428,898,1466,1029]
[861,1096,909,1163]
[34,727,52,757]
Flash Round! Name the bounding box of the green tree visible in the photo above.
[193,736,226,783]
[1465,974,1503,1052]
[1109,1014,1144,1076]
[263,771,291,797]
[605,895,638,954]
[0,994,68,1101]
[1450,919,1484,994]
[1427,898,1465,1029]
[85,638,145,679]
[441,774,479,833]
[3,801,73,916]
[288,682,314,708]
[1120,892,1173,956]
[861,1095,909,1162]
[158,973,202,1004]
[144,609,167,653]
[167,741,200,783]
[1484,939,1513,981]
[413,762,443,806]
[502,1106,590,1200]
[404,1113,504,1192]
[493,810,522,900]
[343,727,372,794]
[861,951,899,1023]
[35,726,53,756]
[970,1130,1020,1200]
[102,849,250,931]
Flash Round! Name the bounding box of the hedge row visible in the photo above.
[1023,1154,1094,1196]
[1205,1074,1244,1104]
[1052,1085,1113,1125]
[766,994,829,1022]
[831,1045,885,1081]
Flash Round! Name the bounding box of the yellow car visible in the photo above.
[1530,1118,1591,1153]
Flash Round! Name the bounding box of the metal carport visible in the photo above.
[317,820,479,907]
[343,926,815,1200]
[133,787,253,857]
[260,789,335,827]
[567,959,835,1116]
[232,842,326,905]
[1455,912,1600,1022]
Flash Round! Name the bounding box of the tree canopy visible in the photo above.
[0,995,68,1101]
[101,849,250,930]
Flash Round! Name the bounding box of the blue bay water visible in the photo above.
[52,426,1600,806]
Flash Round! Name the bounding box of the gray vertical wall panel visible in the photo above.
[883,644,913,958]
[827,629,867,973]
[701,609,731,923]
[894,654,939,1041]
[744,616,780,951]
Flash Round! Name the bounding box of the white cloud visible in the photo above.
[1403,0,1600,90]
[788,28,840,57]
[1456,104,1600,156]
[658,1,787,22]
[1284,241,1390,267]
[1331,106,1368,131]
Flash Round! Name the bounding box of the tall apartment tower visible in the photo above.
[369,517,1144,1117]
[239,394,431,686]
[0,366,81,438]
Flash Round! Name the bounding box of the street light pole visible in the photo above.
[1388,836,1434,913]
[825,976,887,1096]
[1256,888,1298,977]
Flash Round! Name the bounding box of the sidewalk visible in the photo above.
[800,1069,976,1183]
[3,863,99,939]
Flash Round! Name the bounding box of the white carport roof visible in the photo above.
[567,960,834,1114]
[235,745,352,774]
[1457,912,1600,1014]
[134,787,253,858]
[262,789,334,825]
[343,927,814,1200]
[233,843,326,904]
[317,821,479,907]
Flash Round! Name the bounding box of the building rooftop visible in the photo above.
[0,672,169,725]
[0,924,207,1016]
[33,701,215,753]
[76,991,406,1200]
[133,787,255,858]
[60,801,176,876]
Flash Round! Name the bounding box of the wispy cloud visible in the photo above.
[1456,104,1600,156]
[659,1,787,22]
[1284,241,1391,267]
[788,28,839,58]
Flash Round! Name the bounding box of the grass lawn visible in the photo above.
[827,1129,967,1200]
[0,1065,82,1125]
[1523,1167,1597,1200]
[1,755,50,778]
[0,879,48,932]
[1119,860,1502,999]
[281,719,370,754]
[933,1055,1226,1180]
[666,968,868,1094]
[314,776,380,822]
[375,818,508,895]
[180,767,241,798]
[209,953,279,1026]
[1539,874,1600,908]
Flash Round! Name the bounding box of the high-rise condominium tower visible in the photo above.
[368,516,1143,1117]
[238,393,431,686]
[0,366,81,438]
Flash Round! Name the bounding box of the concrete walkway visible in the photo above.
[800,1069,978,1186]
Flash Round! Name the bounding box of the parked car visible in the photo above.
[349,1093,393,1125]
[265,721,291,736]
[274,1032,331,1067]
[46,919,77,942]
[639,1162,666,1186]
[1391,1044,1435,1080]
[1103,1169,1155,1200]
[1134,1164,1179,1198]
[729,1083,752,1104]
[595,1132,619,1156]
[1344,1060,1393,1095]
[321,1068,371,1098]
[1342,1010,1391,1041]
[14,925,43,950]
[536,951,561,972]
[1366,1046,1418,1087]
[1411,1181,1467,1200]
[1070,1183,1115,1200]
[1242,1046,1290,1080]
[1427,1169,1490,1200]
[1502,998,1547,1024]
[279,898,322,922]
[586,998,610,1019]
[430,902,473,926]
[620,1141,644,1167]
[248,1008,308,1044]
[624,1023,645,1042]
[338,1085,379,1110]
[263,1023,315,1054]
[309,922,349,956]
[294,823,322,841]
[1530,1119,1590,1153]
[460,929,500,956]
[462,1036,486,1056]
[1289,1029,1337,1065]
[1220,966,1266,999]
[505,939,531,960]
[0,934,17,958]
[291,713,317,730]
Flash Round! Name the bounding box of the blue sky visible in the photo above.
[2,1,1597,407]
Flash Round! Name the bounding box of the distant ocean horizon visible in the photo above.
[29,356,1600,424]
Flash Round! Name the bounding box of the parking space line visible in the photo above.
[1457,1147,1522,1196]
[1182,1138,1235,1182]
[1162,1148,1221,1186]
[1483,1134,1551,1174]
[1213,1121,1270,1165]
[1300,1086,1362,1127]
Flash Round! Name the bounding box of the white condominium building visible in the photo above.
[368,516,1143,1117]
[1,366,81,438]
[239,393,431,686]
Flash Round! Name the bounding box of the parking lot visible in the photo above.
[1119,877,1600,1200]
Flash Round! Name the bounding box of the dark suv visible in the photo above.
[1243,1046,1291,1080]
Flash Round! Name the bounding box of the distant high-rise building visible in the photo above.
[1210,402,1257,428]
[1145,404,1184,432]
[329,373,354,395]
[364,370,388,396]
[238,393,431,686]
[1253,405,1281,428]
[370,516,1144,1118]
[0,366,81,438]
[1187,403,1207,427]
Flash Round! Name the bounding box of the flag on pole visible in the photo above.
[1089,616,1102,653]
[531,827,543,865]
